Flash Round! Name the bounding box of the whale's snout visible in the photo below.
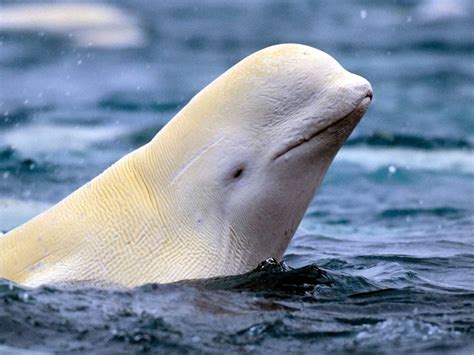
[366,88,373,100]
[363,82,373,101]
[347,74,373,103]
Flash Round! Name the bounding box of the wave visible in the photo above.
[6,257,469,297]
[99,93,184,113]
[347,132,473,150]
[353,318,462,351]
[0,124,123,156]
[336,146,474,174]
[0,104,54,128]
[0,197,50,232]
[379,207,465,218]
[416,0,471,22]
[1,257,472,353]
[181,258,333,295]
[337,133,474,173]
[0,3,146,49]
[0,146,53,175]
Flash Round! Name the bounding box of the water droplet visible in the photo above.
[360,9,367,19]
[388,165,397,174]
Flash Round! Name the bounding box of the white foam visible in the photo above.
[0,124,123,156]
[336,147,474,174]
[355,318,460,345]
[416,0,470,22]
[0,3,145,48]
[0,345,51,355]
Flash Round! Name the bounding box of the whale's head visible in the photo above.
[149,44,372,280]
[0,44,372,288]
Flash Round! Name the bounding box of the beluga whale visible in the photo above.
[0,44,372,288]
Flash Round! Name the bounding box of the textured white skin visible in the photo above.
[0,44,372,287]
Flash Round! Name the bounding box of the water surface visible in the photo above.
[0,0,473,353]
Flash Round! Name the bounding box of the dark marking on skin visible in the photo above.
[233,168,243,179]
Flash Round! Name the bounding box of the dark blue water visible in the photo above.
[1,0,473,353]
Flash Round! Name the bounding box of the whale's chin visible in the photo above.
[273,95,372,161]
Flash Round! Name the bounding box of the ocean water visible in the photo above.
[0,0,473,353]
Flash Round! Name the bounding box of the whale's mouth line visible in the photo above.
[273,95,372,161]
